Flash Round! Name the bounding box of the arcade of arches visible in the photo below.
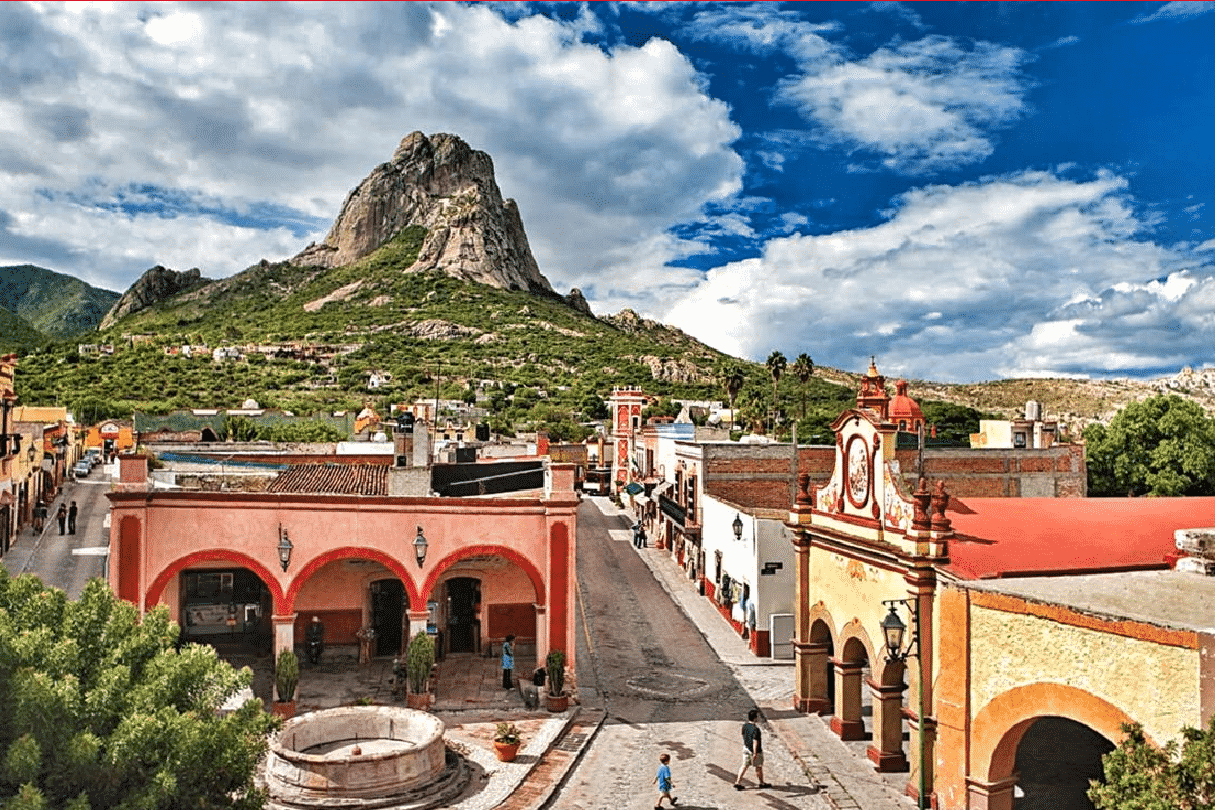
[108,456,578,672]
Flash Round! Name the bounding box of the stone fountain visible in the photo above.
[265,706,472,809]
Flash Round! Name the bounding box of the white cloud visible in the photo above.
[1131,2,1215,24]
[778,36,1034,173]
[665,170,1214,381]
[0,3,743,298]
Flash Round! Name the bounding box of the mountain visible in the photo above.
[0,264,121,347]
[292,131,553,296]
[99,266,207,331]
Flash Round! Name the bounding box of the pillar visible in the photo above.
[406,609,430,642]
[534,603,549,667]
[830,660,866,740]
[796,641,832,713]
[966,775,1017,810]
[271,613,297,701]
[791,536,813,711]
[907,715,937,806]
[867,678,909,772]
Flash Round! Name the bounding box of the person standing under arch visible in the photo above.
[501,634,515,689]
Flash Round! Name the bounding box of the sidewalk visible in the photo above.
[596,497,912,810]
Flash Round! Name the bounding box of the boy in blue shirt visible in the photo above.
[652,752,677,809]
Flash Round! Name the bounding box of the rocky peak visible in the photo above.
[565,288,593,316]
[292,131,553,295]
[100,265,205,329]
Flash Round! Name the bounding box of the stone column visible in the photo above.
[406,610,430,644]
[830,660,866,740]
[966,775,1017,810]
[790,533,813,711]
[867,678,909,772]
[796,641,832,714]
[271,613,297,701]
[534,603,549,669]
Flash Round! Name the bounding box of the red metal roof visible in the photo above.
[944,497,1215,579]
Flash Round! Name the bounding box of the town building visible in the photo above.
[107,453,580,686]
[785,362,1215,809]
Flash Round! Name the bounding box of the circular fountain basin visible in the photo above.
[268,706,447,804]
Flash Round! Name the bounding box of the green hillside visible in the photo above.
[0,308,44,352]
[14,227,861,437]
[0,264,121,342]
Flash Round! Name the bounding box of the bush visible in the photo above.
[406,632,435,694]
[546,649,566,696]
[276,649,300,701]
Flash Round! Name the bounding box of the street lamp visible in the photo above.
[413,526,428,568]
[732,513,744,541]
[277,526,293,572]
[883,599,929,809]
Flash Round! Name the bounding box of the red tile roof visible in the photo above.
[944,497,1215,579]
[268,463,388,496]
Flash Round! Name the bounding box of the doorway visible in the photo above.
[370,579,405,657]
[1014,717,1114,810]
[446,577,481,654]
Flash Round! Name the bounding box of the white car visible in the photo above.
[73,460,91,477]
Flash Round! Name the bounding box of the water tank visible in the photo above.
[1024,400,1042,421]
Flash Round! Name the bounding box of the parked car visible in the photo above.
[85,449,101,467]
[72,460,91,477]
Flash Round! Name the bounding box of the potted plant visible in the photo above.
[274,648,300,719]
[545,649,569,712]
[492,722,522,762]
[406,631,436,709]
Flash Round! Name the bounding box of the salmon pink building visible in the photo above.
[107,455,579,672]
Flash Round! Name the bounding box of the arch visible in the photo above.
[421,544,546,607]
[808,601,839,648]
[286,547,419,612]
[972,682,1142,784]
[837,618,879,666]
[145,549,286,614]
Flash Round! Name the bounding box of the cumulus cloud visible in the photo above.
[0,3,743,298]
[778,36,1034,173]
[665,169,1214,381]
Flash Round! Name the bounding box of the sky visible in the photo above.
[2,2,1215,383]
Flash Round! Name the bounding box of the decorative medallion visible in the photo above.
[845,436,870,508]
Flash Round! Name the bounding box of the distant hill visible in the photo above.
[0,264,121,347]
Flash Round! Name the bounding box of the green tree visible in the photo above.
[791,353,814,419]
[0,573,275,810]
[1089,719,1215,810]
[1085,395,1215,496]
[721,365,745,435]
[766,351,787,432]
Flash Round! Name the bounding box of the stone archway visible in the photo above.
[805,617,836,715]
[832,633,874,741]
[145,549,286,615]
[969,683,1139,810]
[1014,717,1115,810]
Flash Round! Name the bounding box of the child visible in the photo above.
[652,752,677,809]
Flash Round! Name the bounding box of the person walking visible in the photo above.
[33,502,47,532]
[652,753,677,809]
[501,634,515,689]
[68,501,78,534]
[733,708,771,790]
[56,503,67,535]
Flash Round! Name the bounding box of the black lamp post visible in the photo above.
[413,526,428,568]
[883,598,928,809]
[732,513,744,541]
[277,526,293,572]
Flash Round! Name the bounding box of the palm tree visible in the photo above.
[792,353,815,419]
[722,365,745,435]
[766,351,787,432]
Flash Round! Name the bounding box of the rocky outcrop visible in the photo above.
[292,131,553,295]
[565,288,593,316]
[100,265,205,329]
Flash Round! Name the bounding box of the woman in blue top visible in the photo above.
[501,634,515,689]
[652,753,677,809]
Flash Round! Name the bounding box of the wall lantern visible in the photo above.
[882,598,929,808]
[277,526,293,572]
[413,526,428,568]
[732,513,744,541]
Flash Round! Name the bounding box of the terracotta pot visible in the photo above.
[545,692,570,713]
[493,740,520,762]
[406,692,431,710]
[272,700,296,720]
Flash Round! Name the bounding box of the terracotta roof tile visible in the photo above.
[268,463,388,496]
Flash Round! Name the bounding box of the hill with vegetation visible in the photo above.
[0,264,120,349]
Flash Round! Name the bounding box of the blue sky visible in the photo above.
[2,2,1214,382]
